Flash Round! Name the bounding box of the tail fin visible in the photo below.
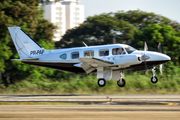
[8,27,45,59]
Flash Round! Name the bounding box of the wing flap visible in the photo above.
[78,57,114,67]
[81,62,96,74]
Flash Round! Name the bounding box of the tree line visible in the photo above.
[0,0,180,87]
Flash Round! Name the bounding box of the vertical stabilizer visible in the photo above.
[8,27,45,59]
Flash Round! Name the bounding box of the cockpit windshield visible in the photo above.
[124,46,137,54]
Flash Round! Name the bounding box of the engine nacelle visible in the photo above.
[114,54,142,66]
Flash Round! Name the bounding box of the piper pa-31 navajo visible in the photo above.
[8,27,171,87]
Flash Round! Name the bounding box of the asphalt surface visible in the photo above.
[0,95,180,105]
[0,95,180,120]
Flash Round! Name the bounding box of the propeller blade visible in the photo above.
[158,42,161,50]
[158,42,163,74]
[158,42,162,52]
[144,42,148,55]
[160,64,163,75]
[143,42,149,72]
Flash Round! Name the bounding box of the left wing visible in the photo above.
[76,57,114,74]
[78,57,114,67]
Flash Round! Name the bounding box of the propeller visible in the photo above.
[159,64,163,74]
[142,42,150,60]
[158,42,163,74]
[144,42,148,55]
[142,42,150,72]
[158,42,162,52]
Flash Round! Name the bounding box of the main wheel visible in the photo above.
[151,76,158,83]
[117,79,126,87]
[98,79,106,87]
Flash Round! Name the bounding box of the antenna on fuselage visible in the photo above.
[82,41,88,47]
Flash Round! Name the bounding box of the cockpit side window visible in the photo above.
[99,49,109,56]
[124,46,137,54]
[112,48,126,55]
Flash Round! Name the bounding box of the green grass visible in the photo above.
[0,71,180,95]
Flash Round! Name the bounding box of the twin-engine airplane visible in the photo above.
[8,27,171,87]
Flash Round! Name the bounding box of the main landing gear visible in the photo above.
[98,78,126,87]
[117,78,126,87]
[97,71,126,87]
[117,71,126,87]
[151,66,158,83]
[97,79,106,87]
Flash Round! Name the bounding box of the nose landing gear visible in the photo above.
[151,66,158,83]
[151,76,158,83]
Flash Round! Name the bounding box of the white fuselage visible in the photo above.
[21,44,170,73]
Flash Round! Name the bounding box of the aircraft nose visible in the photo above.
[146,51,171,62]
[161,53,171,61]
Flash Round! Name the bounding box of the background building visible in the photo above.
[43,0,84,41]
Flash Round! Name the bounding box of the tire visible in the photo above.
[98,79,106,87]
[151,76,158,83]
[117,79,126,87]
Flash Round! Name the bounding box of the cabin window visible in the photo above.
[71,51,79,59]
[84,50,94,57]
[99,49,109,56]
[60,53,67,59]
[112,48,126,55]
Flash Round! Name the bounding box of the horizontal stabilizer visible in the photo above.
[11,58,39,61]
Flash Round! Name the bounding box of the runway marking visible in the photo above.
[167,102,180,106]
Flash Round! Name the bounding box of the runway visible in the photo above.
[0,95,180,105]
[0,95,180,120]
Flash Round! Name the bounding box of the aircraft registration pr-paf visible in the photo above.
[8,27,171,87]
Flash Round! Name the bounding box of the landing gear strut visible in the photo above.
[151,66,158,83]
[98,79,106,87]
[117,71,126,87]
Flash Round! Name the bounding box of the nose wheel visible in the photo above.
[151,76,158,83]
[98,79,106,87]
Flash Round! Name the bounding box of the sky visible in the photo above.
[80,0,180,23]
